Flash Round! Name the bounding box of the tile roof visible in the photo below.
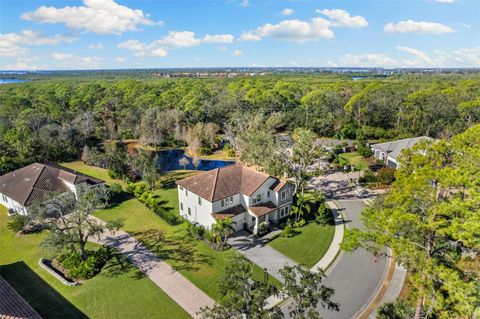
[176,163,279,202]
[0,276,42,319]
[211,204,246,220]
[248,201,277,217]
[271,179,288,192]
[0,163,104,207]
[371,136,432,160]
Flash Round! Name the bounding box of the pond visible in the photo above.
[0,79,29,85]
[156,149,235,172]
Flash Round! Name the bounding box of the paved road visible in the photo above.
[228,231,298,282]
[90,218,215,318]
[282,200,389,319]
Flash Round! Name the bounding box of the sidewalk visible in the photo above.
[311,201,344,273]
[90,217,215,319]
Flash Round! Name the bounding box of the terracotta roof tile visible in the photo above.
[0,163,104,207]
[0,276,42,319]
[176,163,276,202]
[248,201,277,217]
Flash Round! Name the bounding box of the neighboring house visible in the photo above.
[371,136,432,170]
[176,163,294,234]
[0,163,105,215]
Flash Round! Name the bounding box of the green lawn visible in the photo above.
[64,162,280,300]
[60,161,128,188]
[0,206,189,319]
[268,222,335,268]
[339,152,370,171]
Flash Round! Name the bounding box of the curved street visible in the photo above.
[282,199,389,319]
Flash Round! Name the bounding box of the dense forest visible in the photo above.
[1,73,479,174]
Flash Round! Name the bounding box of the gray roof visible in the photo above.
[0,275,42,319]
[371,136,431,160]
[0,163,103,207]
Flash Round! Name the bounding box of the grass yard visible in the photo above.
[60,161,128,188]
[268,222,335,268]
[65,162,280,300]
[339,152,370,171]
[0,206,189,319]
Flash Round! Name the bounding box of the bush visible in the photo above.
[377,167,396,184]
[186,222,205,239]
[315,204,332,225]
[293,219,306,228]
[7,215,29,233]
[357,143,373,158]
[377,300,414,319]
[57,247,111,280]
[257,222,269,237]
[280,224,297,238]
[359,170,376,184]
[223,143,235,157]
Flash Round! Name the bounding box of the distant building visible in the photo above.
[371,136,432,169]
[0,163,105,215]
[176,163,293,234]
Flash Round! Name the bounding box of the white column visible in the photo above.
[254,216,259,234]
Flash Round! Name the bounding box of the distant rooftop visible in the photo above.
[371,136,432,160]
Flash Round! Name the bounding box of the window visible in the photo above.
[252,194,262,204]
[180,203,184,210]
[188,207,191,216]
[180,186,184,191]
[1,194,7,202]
[198,197,202,205]
[267,191,270,198]
[185,190,188,196]
[281,189,290,200]
[221,196,233,207]
[279,206,289,217]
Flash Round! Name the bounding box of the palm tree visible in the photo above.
[214,218,236,248]
[291,192,310,223]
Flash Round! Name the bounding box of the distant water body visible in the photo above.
[0,79,28,85]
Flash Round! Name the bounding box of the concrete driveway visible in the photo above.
[281,200,389,319]
[228,231,298,282]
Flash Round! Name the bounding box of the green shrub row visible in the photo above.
[57,247,111,280]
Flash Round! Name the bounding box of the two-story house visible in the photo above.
[0,162,105,215]
[176,163,294,234]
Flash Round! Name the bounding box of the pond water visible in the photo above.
[0,79,29,85]
[156,149,235,172]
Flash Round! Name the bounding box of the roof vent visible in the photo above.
[12,173,15,176]
[25,177,31,182]
[1,183,6,187]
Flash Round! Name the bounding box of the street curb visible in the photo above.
[311,200,345,273]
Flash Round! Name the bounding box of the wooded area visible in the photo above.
[1,73,479,174]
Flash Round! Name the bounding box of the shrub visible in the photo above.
[223,143,235,157]
[57,247,111,280]
[315,204,332,225]
[280,224,297,238]
[359,170,376,184]
[7,215,29,233]
[186,222,205,239]
[377,167,396,184]
[293,219,306,228]
[377,300,414,319]
[357,143,373,158]
[257,222,269,237]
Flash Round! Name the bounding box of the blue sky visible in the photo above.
[0,0,479,70]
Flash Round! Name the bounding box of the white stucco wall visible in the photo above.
[177,185,215,229]
[212,193,241,213]
[0,193,27,215]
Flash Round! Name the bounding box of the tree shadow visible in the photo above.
[0,262,88,319]
[129,228,211,272]
[101,251,146,280]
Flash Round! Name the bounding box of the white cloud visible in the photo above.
[240,0,249,8]
[52,54,103,69]
[21,0,161,35]
[52,52,74,60]
[115,57,126,62]
[203,34,234,43]
[316,9,368,28]
[397,46,432,63]
[233,49,243,56]
[384,20,454,34]
[331,53,398,67]
[281,8,294,16]
[152,31,201,48]
[240,9,367,43]
[0,29,75,57]
[329,47,480,68]
[240,18,334,43]
[119,31,234,57]
[150,48,168,57]
[2,56,43,70]
[88,43,103,49]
